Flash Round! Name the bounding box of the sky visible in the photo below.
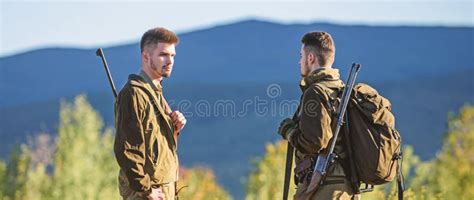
[0,0,472,57]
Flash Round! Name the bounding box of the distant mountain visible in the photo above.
[0,20,473,197]
[1,20,472,107]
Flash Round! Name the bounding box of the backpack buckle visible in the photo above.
[360,183,374,193]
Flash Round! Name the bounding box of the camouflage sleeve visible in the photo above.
[114,87,151,193]
[290,88,333,154]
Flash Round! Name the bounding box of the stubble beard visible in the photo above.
[150,59,171,78]
[301,60,310,77]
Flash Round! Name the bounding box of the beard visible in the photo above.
[150,59,171,78]
[301,60,310,77]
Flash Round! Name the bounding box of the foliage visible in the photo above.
[425,104,474,199]
[0,95,118,200]
[178,167,232,200]
[48,95,119,199]
[245,140,296,200]
[2,145,31,199]
[0,160,5,197]
[1,140,53,200]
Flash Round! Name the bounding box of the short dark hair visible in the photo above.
[140,27,179,52]
[301,31,335,67]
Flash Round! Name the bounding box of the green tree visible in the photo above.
[0,160,7,199]
[0,95,119,200]
[1,142,52,200]
[0,160,5,198]
[22,134,54,200]
[2,145,30,200]
[245,140,296,200]
[49,95,119,200]
[424,105,474,199]
[177,167,232,200]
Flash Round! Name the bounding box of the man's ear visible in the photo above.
[307,52,316,65]
[142,51,149,63]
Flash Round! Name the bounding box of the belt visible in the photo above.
[322,175,347,185]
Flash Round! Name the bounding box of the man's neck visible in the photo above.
[312,65,332,71]
[142,68,163,88]
[309,65,322,73]
[140,69,163,90]
[304,65,331,77]
[152,79,162,88]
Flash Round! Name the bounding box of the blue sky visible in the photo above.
[1,0,472,57]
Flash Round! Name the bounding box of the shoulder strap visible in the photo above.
[397,152,405,200]
[311,83,340,116]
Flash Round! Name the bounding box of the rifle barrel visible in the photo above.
[96,48,118,98]
[326,63,361,157]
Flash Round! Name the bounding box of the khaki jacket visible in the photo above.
[114,72,178,194]
[289,67,348,179]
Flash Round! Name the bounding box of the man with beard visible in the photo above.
[278,31,360,199]
[114,27,186,200]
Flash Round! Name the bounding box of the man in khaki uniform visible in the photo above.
[278,32,360,199]
[114,27,186,200]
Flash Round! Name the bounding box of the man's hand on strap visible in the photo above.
[170,111,186,138]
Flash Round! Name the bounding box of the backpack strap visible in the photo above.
[310,83,339,116]
[309,83,354,173]
[396,152,405,200]
[343,112,362,194]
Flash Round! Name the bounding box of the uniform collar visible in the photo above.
[139,70,163,92]
[299,67,343,92]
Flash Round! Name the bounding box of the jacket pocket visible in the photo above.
[146,129,159,166]
[152,138,158,164]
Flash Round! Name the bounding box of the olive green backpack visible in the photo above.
[310,79,404,198]
[344,83,404,197]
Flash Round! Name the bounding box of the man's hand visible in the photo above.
[170,111,186,135]
[147,187,165,200]
[278,118,296,140]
